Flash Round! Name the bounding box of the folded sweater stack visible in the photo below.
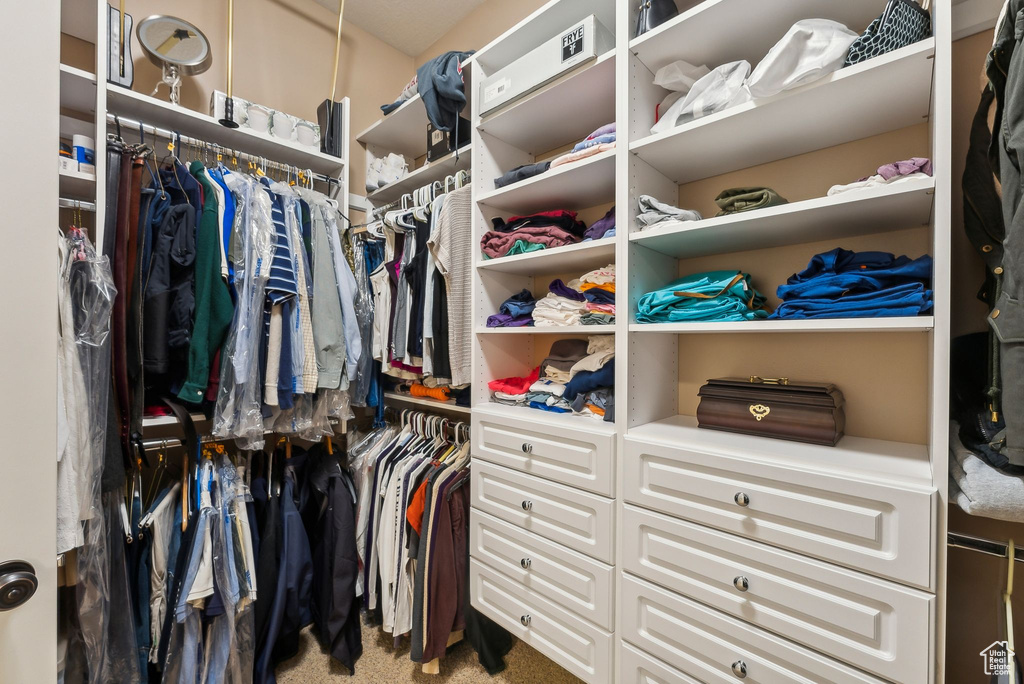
[769,248,934,320]
[480,209,587,260]
[550,123,617,169]
[531,264,616,327]
[487,337,615,421]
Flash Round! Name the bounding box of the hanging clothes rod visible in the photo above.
[59,197,96,211]
[948,531,1024,563]
[104,112,342,186]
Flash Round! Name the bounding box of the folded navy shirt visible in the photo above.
[493,161,552,189]
[549,279,587,302]
[499,288,537,317]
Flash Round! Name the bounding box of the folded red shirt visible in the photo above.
[488,365,540,395]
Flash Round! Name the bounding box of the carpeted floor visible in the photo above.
[276,622,584,683]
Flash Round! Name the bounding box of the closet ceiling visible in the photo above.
[315,0,487,57]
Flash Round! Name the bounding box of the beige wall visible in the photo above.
[945,30,1024,684]
[414,0,549,64]
[69,0,417,189]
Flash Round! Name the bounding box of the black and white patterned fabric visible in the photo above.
[844,0,932,67]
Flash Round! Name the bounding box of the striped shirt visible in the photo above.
[261,177,298,303]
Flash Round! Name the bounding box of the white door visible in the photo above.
[0,1,60,681]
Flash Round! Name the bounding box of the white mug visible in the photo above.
[272,111,294,139]
[296,121,318,147]
[247,104,271,133]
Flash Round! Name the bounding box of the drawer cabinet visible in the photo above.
[622,436,935,588]
[472,407,615,496]
[471,460,614,563]
[471,509,614,629]
[470,559,613,684]
[621,505,932,682]
[621,575,886,684]
[619,641,701,684]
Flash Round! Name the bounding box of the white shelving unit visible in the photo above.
[382,392,471,416]
[468,0,951,682]
[356,60,475,215]
[355,56,475,417]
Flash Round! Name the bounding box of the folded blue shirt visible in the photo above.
[499,288,537,317]
[770,282,933,319]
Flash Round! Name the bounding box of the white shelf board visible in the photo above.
[477,325,614,334]
[477,238,615,275]
[630,39,935,185]
[629,317,935,334]
[477,149,615,213]
[367,145,471,205]
[61,0,97,44]
[472,0,616,73]
[383,392,471,415]
[473,401,616,435]
[60,64,96,114]
[478,50,616,154]
[629,177,936,258]
[107,86,346,175]
[143,413,208,429]
[59,169,96,200]
[356,95,429,159]
[629,0,884,73]
[627,415,933,489]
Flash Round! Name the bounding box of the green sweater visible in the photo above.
[177,161,234,402]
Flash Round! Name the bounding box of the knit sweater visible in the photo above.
[428,185,473,386]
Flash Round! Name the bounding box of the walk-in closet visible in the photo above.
[2,0,1023,682]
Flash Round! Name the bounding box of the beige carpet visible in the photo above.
[276,622,584,683]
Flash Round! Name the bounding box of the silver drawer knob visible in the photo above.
[733,576,749,592]
[522,500,533,511]
[521,614,531,627]
[731,660,747,678]
[521,557,532,570]
[522,443,533,453]
[734,492,750,507]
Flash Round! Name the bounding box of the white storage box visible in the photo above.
[479,14,614,116]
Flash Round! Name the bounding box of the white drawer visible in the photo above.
[470,559,613,684]
[619,641,701,684]
[472,409,615,496]
[471,508,614,630]
[621,505,933,682]
[622,436,935,588]
[471,460,614,563]
[621,575,886,684]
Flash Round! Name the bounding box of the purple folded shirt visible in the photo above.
[585,123,616,140]
[486,313,534,327]
[584,207,615,241]
[858,157,932,182]
[549,279,587,302]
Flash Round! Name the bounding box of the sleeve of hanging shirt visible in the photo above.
[311,205,346,389]
[177,163,234,403]
[329,217,362,381]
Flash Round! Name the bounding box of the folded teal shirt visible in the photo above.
[636,270,770,322]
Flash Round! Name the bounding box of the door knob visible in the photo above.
[0,560,38,612]
[521,500,533,511]
[734,492,750,507]
[521,557,532,569]
[731,660,748,679]
[521,614,531,627]
[733,576,749,592]
[522,443,533,453]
